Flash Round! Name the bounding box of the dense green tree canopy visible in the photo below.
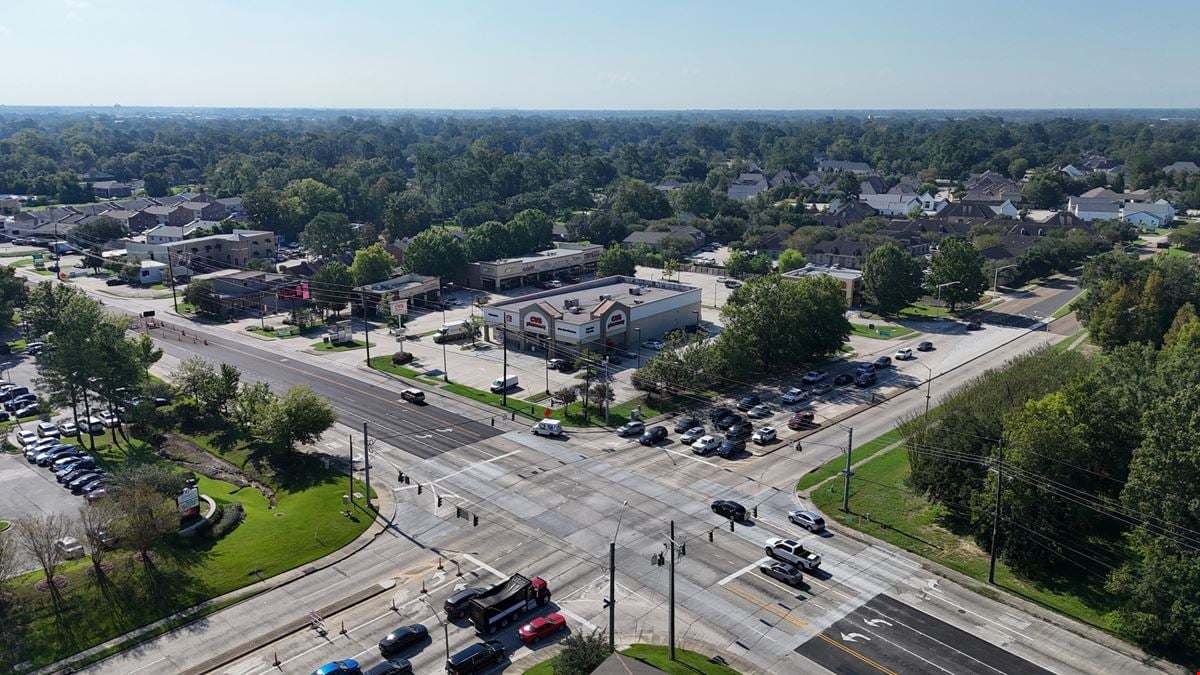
[861,241,924,314]
[399,230,464,279]
[925,237,987,311]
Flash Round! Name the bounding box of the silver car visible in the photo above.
[759,561,805,586]
[679,426,706,444]
[788,509,826,533]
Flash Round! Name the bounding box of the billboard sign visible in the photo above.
[389,299,408,316]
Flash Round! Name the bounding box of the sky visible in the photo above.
[4,0,1200,110]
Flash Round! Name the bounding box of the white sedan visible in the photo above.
[642,340,664,351]
[781,387,806,404]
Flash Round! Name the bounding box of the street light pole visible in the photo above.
[609,500,628,650]
[419,597,451,665]
[439,280,448,382]
[993,264,1018,296]
[501,325,509,407]
[633,328,642,369]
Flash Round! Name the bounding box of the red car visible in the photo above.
[517,613,566,645]
[787,411,814,430]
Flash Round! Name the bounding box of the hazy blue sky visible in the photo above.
[5,0,1199,109]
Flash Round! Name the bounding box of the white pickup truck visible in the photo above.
[764,538,822,572]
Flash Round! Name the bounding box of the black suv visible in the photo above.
[711,500,746,521]
[715,413,743,431]
[443,587,486,619]
[446,640,505,675]
[673,416,699,433]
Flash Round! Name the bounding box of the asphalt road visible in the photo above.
[795,594,1054,675]
[144,323,501,458]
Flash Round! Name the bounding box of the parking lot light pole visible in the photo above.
[440,280,449,382]
[633,328,642,368]
[419,597,451,665]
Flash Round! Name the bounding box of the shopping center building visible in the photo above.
[481,275,702,357]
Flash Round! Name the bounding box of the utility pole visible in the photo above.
[361,290,372,366]
[347,435,354,504]
[988,438,1005,584]
[603,357,611,425]
[167,253,179,312]
[841,426,854,512]
[583,361,591,424]
[609,500,628,651]
[668,519,676,661]
[362,421,372,508]
[501,325,509,406]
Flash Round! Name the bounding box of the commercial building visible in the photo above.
[481,275,701,357]
[466,243,602,291]
[189,269,301,319]
[358,273,442,313]
[782,264,863,306]
[125,229,276,272]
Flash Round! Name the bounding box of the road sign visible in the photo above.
[390,299,408,316]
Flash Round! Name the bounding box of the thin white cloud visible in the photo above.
[65,0,92,21]
[597,72,632,86]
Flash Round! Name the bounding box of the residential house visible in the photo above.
[888,178,921,195]
[1060,164,1087,179]
[216,196,244,216]
[934,201,1011,224]
[744,230,790,255]
[0,196,21,215]
[814,200,877,228]
[655,178,687,193]
[91,209,157,233]
[145,221,206,244]
[807,239,872,269]
[1021,210,1092,233]
[178,201,226,222]
[962,170,1024,204]
[1067,197,1122,221]
[770,170,805,188]
[1079,187,1153,202]
[860,193,922,217]
[1162,161,1199,176]
[90,181,132,199]
[727,172,770,200]
[1123,201,1176,228]
[82,169,115,183]
[144,205,192,227]
[816,159,873,175]
[879,218,973,242]
[622,225,705,251]
[858,176,887,195]
[113,198,159,212]
[136,260,167,286]
[978,234,1040,261]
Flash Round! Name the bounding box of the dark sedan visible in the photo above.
[638,425,669,446]
[444,587,486,619]
[833,373,854,386]
[736,395,761,411]
[378,624,428,656]
[724,421,752,440]
[673,416,700,433]
[708,407,733,424]
[711,500,746,521]
[715,413,743,431]
[717,438,746,458]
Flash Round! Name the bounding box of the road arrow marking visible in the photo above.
[415,434,433,439]
[436,428,453,433]
[841,632,871,643]
[864,618,893,628]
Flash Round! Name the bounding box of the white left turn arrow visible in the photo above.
[864,618,892,628]
[841,632,871,643]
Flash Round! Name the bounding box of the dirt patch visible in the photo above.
[34,576,69,593]
[157,434,276,507]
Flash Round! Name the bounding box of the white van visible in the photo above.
[490,376,518,393]
[530,419,563,437]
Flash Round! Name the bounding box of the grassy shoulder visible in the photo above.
[4,418,374,670]
[796,429,903,491]
[1052,290,1088,319]
[809,443,1124,637]
[523,644,740,675]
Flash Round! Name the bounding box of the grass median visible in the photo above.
[795,428,903,492]
[850,323,917,340]
[523,644,740,675]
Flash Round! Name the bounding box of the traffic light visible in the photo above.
[456,506,463,519]
[398,470,405,482]
[679,543,686,557]
[752,506,758,518]
[472,515,479,527]
[729,519,735,532]
[417,483,423,495]
[602,597,612,609]
[708,530,714,542]
[437,495,443,508]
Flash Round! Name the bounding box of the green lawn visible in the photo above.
[796,429,904,491]
[312,339,372,352]
[3,419,374,671]
[1163,247,1191,259]
[176,302,197,315]
[523,645,740,675]
[10,257,33,267]
[898,303,947,319]
[1052,290,1088,319]
[850,323,917,340]
[33,268,56,276]
[148,283,169,290]
[809,444,1125,639]
[8,338,27,351]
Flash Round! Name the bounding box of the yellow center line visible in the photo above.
[722,582,899,675]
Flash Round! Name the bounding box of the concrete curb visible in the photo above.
[179,581,395,675]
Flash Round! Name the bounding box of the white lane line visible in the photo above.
[558,608,597,631]
[861,604,1008,675]
[463,553,509,581]
[434,450,521,482]
[718,557,768,586]
[125,656,167,675]
[663,447,723,468]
